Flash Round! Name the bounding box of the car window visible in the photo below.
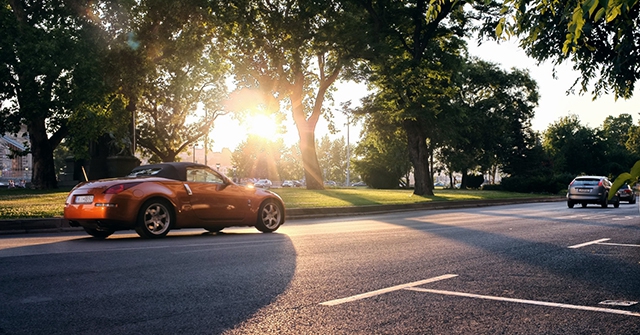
[128,168,162,177]
[186,167,224,184]
[573,179,600,186]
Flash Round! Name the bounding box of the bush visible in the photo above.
[481,184,502,191]
[501,173,573,194]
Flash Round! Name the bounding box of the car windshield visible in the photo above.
[573,179,600,186]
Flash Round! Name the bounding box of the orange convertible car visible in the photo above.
[64,162,286,239]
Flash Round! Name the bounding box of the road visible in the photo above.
[1,201,639,334]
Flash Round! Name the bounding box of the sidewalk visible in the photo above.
[0,197,565,235]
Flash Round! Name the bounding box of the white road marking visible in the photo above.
[568,238,610,249]
[319,274,458,306]
[406,287,640,317]
[599,242,640,248]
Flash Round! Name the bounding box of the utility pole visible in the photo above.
[346,114,350,187]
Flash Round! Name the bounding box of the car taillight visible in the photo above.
[104,182,142,194]
[598,180,603,186]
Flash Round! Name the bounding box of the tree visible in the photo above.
[498,0,640,98]
[232,135,286,181]
[317,135,349,185]
[441,58,539,187]
[352,113,411,189]
[103,0,228,163]
[214,0,359,189]
[1,0,111,188]
[598,114,636,176]
[351,0,498,196]
[542,115,605,176]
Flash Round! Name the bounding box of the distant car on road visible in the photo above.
[254,179,272,189]
[616,183,636,204]
[351,181,367,187]
[566,175,619,208]
[64,162,285,239]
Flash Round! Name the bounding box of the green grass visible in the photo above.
[0,186,553,220]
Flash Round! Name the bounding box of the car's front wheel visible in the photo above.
[255,200,284,233]
[135,199,173,239]
[567,200,575,208]
[83,227,113,239]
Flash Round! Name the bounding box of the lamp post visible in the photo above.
[346,114,350,187]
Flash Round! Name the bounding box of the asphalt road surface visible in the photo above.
[1,201,639,334]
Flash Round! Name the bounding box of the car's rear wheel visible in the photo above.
[83,227,113,239]
[614,200,620,208]
[255,200,283,233]
[135,199,173,239]
[630,198,636,204]
[581,203,587,208]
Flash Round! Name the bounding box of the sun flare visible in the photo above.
[246,115,279,139]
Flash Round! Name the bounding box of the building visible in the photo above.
[0,127,32,181]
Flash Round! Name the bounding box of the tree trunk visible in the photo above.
[404,119,433,196]
[28,117,58,189]
[298,125,324,189]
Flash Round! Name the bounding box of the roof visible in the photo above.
[129,162,212,181]
[1,136,26,151]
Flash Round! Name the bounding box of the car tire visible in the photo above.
[205,227,224,233]
[83,227,113,239]
[135,199,173,239]
[567,201,574,208]
[581,203,587,208]
[255,200,283,233]
[614,200,620,208]
[631,198,636,204]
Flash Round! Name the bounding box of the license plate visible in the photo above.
[577,188,591,193]
[74,195,94,204]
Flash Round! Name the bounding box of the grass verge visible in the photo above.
[0,187,554,220]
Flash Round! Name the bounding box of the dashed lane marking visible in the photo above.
[568,238,611,249]
[319,274,458,306]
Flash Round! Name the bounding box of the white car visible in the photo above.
[254,179,272,189]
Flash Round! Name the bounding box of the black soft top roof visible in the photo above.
[129,162,212,181]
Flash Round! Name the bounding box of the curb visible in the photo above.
[0,197,565,235]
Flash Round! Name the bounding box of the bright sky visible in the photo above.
[209,38,640,152]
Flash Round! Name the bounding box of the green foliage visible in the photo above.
[609,160,640,200]
[501,173,574,194]
[499,0,640,98]
[352,111,411,190]
[317,135,349,185]
[1,0,114,188]
[463,174,485,189]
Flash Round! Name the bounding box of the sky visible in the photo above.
[208,38,640,152]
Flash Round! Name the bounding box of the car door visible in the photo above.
[185,167,247,221]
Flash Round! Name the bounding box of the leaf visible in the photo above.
[630,160,640,178]
[496,19,505,37]
[609,172,633,200]
[594,7,606,21]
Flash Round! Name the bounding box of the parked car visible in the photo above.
[64,162,286,239]
[351,181,367,187]
[566,175,620,208]
[616,183,636,204]
[282,180,295,187]
[254,179,272,189]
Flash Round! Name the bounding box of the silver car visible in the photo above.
[567,176,619,208]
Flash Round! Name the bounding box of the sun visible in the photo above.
[246,114,279,139]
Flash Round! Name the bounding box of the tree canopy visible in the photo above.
[498,0,640,98]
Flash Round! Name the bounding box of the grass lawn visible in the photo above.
[0,186,554,220]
